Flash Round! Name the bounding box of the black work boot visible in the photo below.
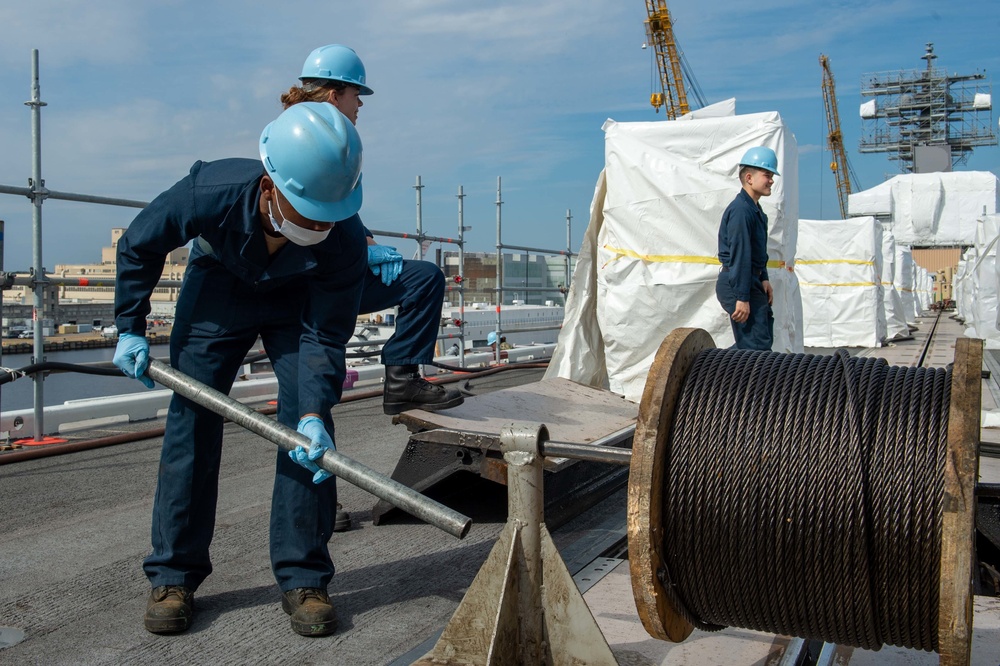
[383,365,464,415]
[144,585,194,634]
[282,588,337,636]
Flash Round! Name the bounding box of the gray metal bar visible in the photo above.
[457,184,467,368]
[144,359,472,539]
[495,176,503,365]
[28,49,46,441]
[501,424,546,663]
[1,220,4,391]
[487,324,562,335]
[565,208,572,304]
[414,175,424,261]
[491,286,567,294]
[814,643,837,666]
[0,184,147,209]
[542,441,632,465]
[410,424,635,466]
[498,242,575,257]
[6,273,183,289]
[778,637,808,666]
[364,228,464,247]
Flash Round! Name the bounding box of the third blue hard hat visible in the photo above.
[300,44,374,95]
[259,102,363,223]
[738,146,780,176]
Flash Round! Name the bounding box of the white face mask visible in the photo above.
[268,196,331,247]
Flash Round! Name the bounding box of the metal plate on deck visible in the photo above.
[395,378,638,470]
[0,627,26,649]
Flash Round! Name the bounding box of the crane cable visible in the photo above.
[658,347,948,652]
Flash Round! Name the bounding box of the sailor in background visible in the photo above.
[715,146,778,350]
[113,103,365,637]
[487,331,512,351]
[281,44,464,416]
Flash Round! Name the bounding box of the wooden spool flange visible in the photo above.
[627,327,714,642]
[938,337,981,666]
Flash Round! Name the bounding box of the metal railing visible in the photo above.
[492,176,575,364]
[0,49,576,441]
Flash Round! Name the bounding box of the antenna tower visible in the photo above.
[859,43,996,173]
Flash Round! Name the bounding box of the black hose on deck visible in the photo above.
[0,352,271,386]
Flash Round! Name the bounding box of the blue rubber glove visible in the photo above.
[290,415,335,484]
[367,244,404,286]
[112,332,154,389]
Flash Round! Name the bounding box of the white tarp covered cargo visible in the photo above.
[880,229,910,341]
[849,172,999,246]
[546,107,801,403]
[961,215,1000,348]
[848,179,893,218]
[954,253,971,323]
[896,246,919,323]
[796,217,885,347]
[916,266,932,311]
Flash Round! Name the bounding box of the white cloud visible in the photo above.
[0,0,996,267]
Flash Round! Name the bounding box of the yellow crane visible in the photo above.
[644,1,689,119]
[820,54,858,218]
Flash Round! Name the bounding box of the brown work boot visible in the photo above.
[281,588,337,636]
[144,585,194,634]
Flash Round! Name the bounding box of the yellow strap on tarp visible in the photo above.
[602,245,720,266]
[799,281,877,287]
[795,258,874,266]
[602,245,787,271]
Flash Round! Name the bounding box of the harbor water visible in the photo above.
[0,347,152,412]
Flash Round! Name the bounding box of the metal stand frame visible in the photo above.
[414,423,618,665]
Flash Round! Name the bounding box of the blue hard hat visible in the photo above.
[300,44,374,95]
[487,332,498,346]
[738,146,780,176]
[259,102,363,223]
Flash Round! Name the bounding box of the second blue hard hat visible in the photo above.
[738,146,780,176]
[300,44,374,95]
[259,102,363,223]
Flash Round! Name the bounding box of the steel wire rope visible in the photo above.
[656,347,950,652]
[770,351,809,636]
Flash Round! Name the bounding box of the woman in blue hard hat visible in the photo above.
[280,44,464,416]
[112,102,365,637]
[715,146,778,350]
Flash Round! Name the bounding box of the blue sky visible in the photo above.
[0,1,997,272]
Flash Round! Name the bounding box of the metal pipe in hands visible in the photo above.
[145,359,472,539]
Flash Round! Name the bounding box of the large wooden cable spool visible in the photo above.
[626,328,981,664]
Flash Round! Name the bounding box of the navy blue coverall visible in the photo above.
[115,158,368,593]
[716,189,774,350]
[358,244,444,366]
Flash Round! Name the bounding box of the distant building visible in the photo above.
[2,228,188,333]
[439,251,574,306]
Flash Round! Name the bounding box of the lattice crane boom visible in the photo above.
[820,54,853,218]
[645,0,689,119]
